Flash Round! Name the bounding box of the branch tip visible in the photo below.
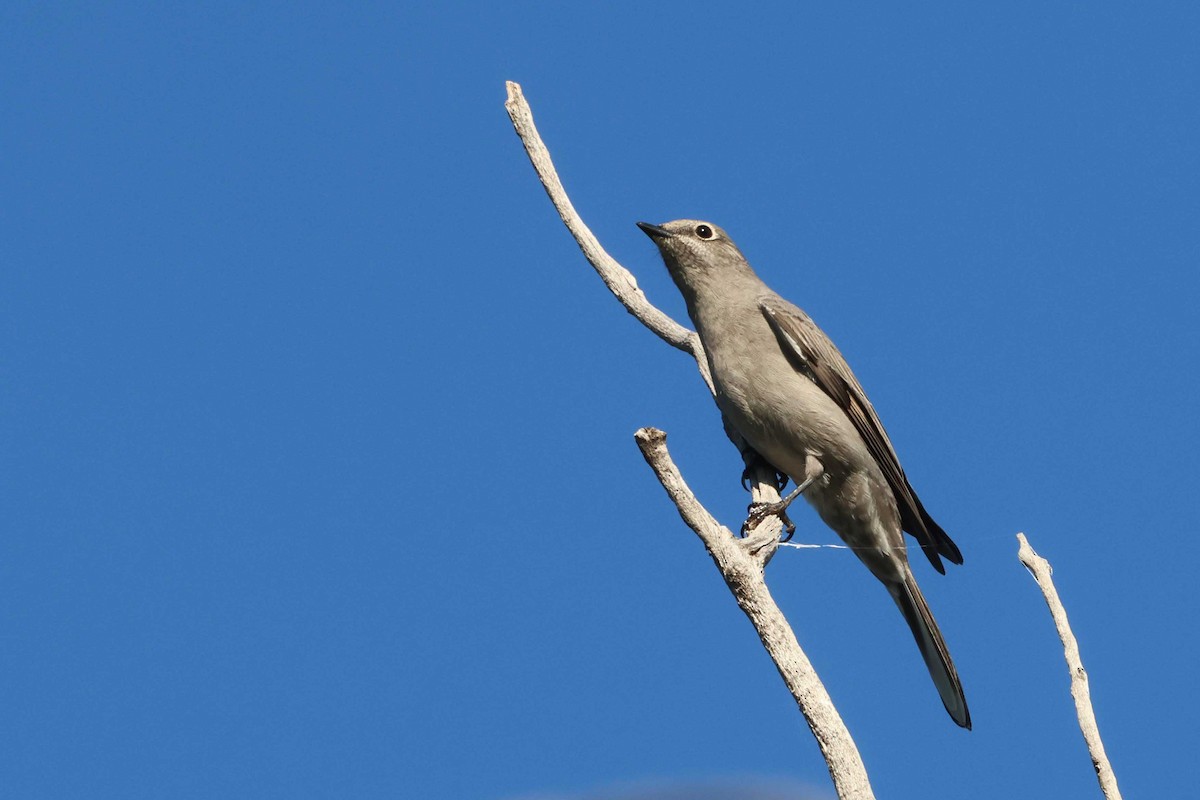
[634,426,666,448]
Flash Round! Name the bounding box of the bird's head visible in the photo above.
[636,219,754,298]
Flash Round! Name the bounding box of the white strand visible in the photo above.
[778,529,1020,555]
[779,541,851,551]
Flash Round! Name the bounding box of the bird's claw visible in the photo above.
[741,500,798,540]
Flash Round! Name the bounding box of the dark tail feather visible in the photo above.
[889,573,971,729]
[915,493,963,566]
[900,489,963,573]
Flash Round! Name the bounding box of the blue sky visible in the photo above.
[3,3,1198,798]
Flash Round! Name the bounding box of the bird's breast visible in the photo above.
[709,341,860,474]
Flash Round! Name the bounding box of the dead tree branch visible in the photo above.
[1017,533,1123,800]
[506,80,874,800]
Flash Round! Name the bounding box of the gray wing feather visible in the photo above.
[759,298,962,572]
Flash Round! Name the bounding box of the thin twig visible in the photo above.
[1017,533,1123,800]
[504,81,715,395]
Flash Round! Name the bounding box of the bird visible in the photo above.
[638,218,970,729]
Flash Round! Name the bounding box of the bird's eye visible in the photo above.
[695,224,714,239]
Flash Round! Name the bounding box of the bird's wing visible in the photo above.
[759,297,962,572]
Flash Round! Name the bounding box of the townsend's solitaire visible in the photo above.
[638,219,970,729]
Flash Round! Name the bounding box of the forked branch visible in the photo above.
[506,80,874,800]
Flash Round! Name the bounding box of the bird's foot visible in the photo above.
[741,500,798,540]
[741,455,824,540]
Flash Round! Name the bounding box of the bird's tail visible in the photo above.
[888,573,971,729]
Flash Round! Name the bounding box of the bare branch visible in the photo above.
[506,79,872,800]
[1017,533,1123,800]
[504,81,714,394]
[636,428,875,800]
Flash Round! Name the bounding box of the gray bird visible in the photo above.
[638,219,970,729]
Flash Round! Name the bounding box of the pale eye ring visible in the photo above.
[695,224,714,239]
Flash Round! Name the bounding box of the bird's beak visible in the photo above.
[636,221,672,240]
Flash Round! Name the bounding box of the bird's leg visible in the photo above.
[725,415,788,494]
[742,454,825,541]
[739,449,789,493]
